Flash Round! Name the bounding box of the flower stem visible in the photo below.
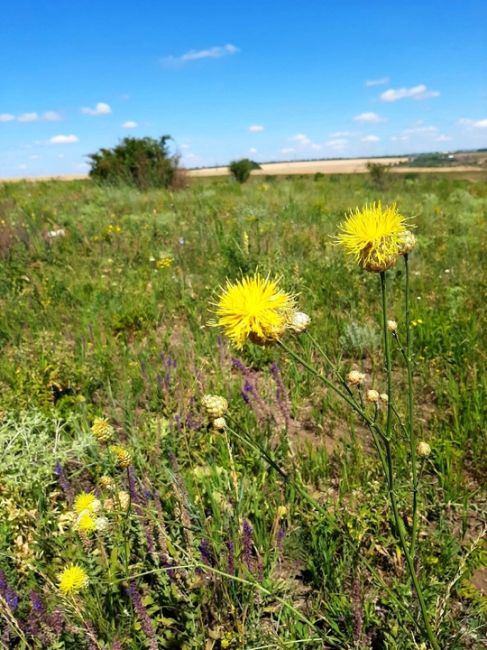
[405,254,419,556]
[380,272,439,650]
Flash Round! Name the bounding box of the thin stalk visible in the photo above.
[380,272,440,650]
[405,254,419,556]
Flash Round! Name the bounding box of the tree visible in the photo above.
[87,136,180,190]
[229,158,261,183]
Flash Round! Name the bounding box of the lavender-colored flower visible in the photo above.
[225,540,235,576]
[242,520,254,571]
[127,581,158,650]
[270,362,290,428]
[198,538,213,567]
[276,525,286,549]
[0,571,19,612]
[53,462,74,503]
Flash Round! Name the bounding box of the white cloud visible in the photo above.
[354,112,382,123]
[180,143,190,149]
[380,84,440,102]
[122,120,138,129]
[403,125,437,135]
[390,135,409,142]
[280,147,295,154]
[48,134,79,144]
[366,77,390,87]
[43,111,62,121]
[459,118,487,128]
[325,139,348,150]
[0,113,15,122]
[311,143,322,150]
[18,112,39,122]
[162,44,239,65]
[290,133,311,145]
[248,124,264,132]
[329,131,351,137]
[248,147,258,154]
[361,135,380,142]
[436,134,452,142]
[81,102,112,116]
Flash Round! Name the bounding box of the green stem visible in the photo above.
[405,254,419,556]
[380,272,439,650]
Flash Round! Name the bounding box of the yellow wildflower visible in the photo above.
[110,446,132,469]
[212,273,295,348]
[74,492,100,515]
[156,255,173,269]
[76,512,96,534]
[337,202,408,272]
[91,417,113,443]
[58,565,89,595]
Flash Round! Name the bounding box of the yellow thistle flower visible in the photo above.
[91,417,113,443]
[58,564,89,595]
[110,445,132,468]
[74,492,100,515]
[211,273,295,348]
[76,511,97,534]
[337,202,408,272]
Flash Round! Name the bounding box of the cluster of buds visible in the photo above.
[91,417,114,443]
[288,311,311,334]
[366,390,389,405]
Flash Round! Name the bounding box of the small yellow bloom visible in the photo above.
[212,273,296,348]
[74,492,100,515]
[58,565,89,595]
[91,417,113,443]
[156,255,173,269]
[337,202,409,272]
[76,512,97,534]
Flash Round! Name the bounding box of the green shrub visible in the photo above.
[229,158,261,183]
[88,136,180,190]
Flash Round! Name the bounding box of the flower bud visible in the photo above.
[288,311,311,333]
[212,417,227,432]
[416,441,431,458]
[387,320,398,332]
[366,389,380,403]
[91,417,113,443]
[347,370,366,386]
[398,230,417,255]
[380,393,389,403]
[201,394,228,419]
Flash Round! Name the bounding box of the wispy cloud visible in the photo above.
[459,117,487,128]
[248,147,258,154]
[81,102,112,116]
[48,134,79,144]
[248,124,264,132]
[402,125,437,135]
[161,44,239,66]
[361,135,380,142]
[280,147,295,154]
[354,112,383,123]
[365,77,389,87]
[436,134,452,142]
[122,120,138,129]
[329,131,351,137]
[380,84,439,102]
[0,110,62,123]
[290,133,311,145]
[325,139,348,150]
[17,112,39,122]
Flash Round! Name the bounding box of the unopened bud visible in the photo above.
[387,320,398,332]
[202,395,228,419]
[416,441,431,458]
[366,389,380,403]
[288,311,311,333]
[398,230,417,255]
[212,417,227,432]
[380,393,389,403]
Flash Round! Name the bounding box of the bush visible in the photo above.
[88,136,180,190]
[229,158,261,183]
[366,161,390,189]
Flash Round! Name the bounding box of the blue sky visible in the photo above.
[1,0,486,177]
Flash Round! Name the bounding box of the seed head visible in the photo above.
[347,370,366,386]
[416,441,431,458]
[366,389,380,403]
[201,394,228,418]
[387,320,398,332]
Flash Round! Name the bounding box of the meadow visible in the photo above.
[0,171,486,649]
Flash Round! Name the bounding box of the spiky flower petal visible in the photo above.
[76,512,97,534]
[74,492,100,515]
[337,202,408,272]
[58,565,88,595]
[212,273,295,348]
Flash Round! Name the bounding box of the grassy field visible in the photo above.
[0,172,486,648]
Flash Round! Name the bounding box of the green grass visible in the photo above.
[0,173,485,648]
